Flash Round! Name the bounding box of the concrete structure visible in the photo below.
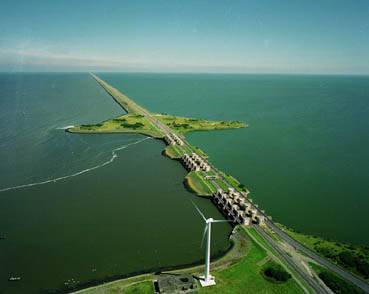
[155,273,198,293]
[212,188,263,226]
[164,134,176,145]
[164,133,184,146]
[181,153,211,172]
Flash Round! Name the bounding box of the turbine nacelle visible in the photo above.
[206,218,214,224]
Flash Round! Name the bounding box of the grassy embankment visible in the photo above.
[73,273,153,294]
[309,263,365,294]
[68,113,163,138]
[154,113,246,134]
[184,171,217,196]
[69,113,245,142]
[198,227,304,294]
[74,227,304,294]
[278,224,369,282]
[164,143,208,160]
[122,281,154,293]
[181,170,251,197]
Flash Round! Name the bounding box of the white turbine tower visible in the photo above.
[191,201,231,287]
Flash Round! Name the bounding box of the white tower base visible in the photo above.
[199,275,216,287]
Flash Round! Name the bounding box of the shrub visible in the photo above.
[318,271,363,294]
[263,265,291,282]
[356,260,369,279]
[173,122,190,129]
[339,251,357,267]
[120,122,144,129]
[81,123,102,128]
[316,246,335,259]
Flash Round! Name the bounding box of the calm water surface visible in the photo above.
[0,73,231,294]
[1,73,369,293]
[100,72,369,245]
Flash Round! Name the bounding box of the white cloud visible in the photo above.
[0,47,145,68]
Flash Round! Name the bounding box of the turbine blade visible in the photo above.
[201,225,208,248]
[212,219,233,223]
[191,200,207,221]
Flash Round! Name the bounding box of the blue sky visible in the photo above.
[0,0,368,74]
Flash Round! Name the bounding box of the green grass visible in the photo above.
[198,229,304,294]
[262,263,292,283]
[68,113,163,138]
[185,171,217,196]
[278,224,369,281]
[90,280,153,294]
[189,145,209,159]
[214,178,228,191]
[164,145,186,159]
[122,281,154,294]
[220,172,250,193]
[154,113,246,135]
[245,227,276,253]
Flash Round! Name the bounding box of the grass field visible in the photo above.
[220,172,250,193]
[278,224,369,281]
[163,144,195,159]
[154,113,246,134]
[198,228,304,294]
[68,113,164,138]
[122,281,154,294]
[214,178,228,191]
[185,171,217,196]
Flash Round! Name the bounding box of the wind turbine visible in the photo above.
[191,201,231,287]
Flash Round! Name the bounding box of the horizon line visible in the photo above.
[0,71,368,77]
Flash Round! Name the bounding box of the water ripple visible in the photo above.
[0,137,151,193]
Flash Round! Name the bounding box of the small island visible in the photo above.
[68,112,246,138]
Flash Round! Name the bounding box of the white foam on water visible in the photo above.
[56,125,75,130]
[0,137,151,193]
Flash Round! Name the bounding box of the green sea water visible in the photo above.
[0,73,369,293]
[100,73,369,245]
[0,73,232,293]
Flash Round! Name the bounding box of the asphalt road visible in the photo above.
[264,219,369,293]
[254,225,330,293]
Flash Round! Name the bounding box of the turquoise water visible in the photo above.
[1,73,369,293]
